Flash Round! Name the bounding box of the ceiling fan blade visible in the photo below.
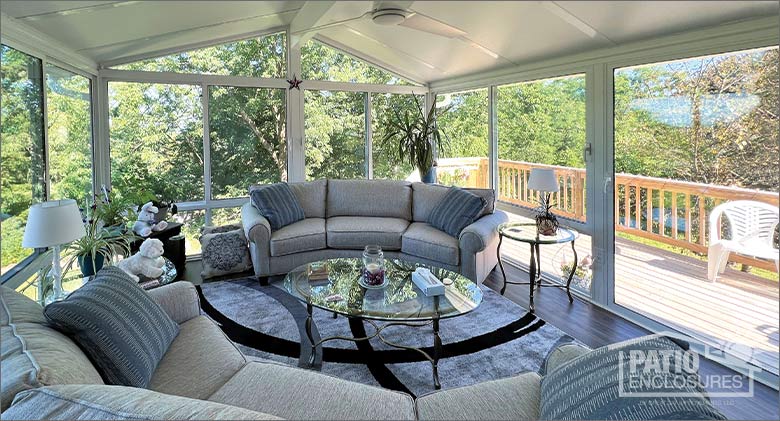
[291,13,370,36]
[398,12,466,38]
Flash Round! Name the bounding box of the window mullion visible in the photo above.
[365,92,373,179]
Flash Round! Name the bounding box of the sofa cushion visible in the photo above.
[44,267,179,389]
[250,182,306,230]
[270,218,327,257]
[0,286,46,326]
[208,361,416,420]
[200,227,253,279]
[1,286,105,411]
[412,182,495,223]
[539,335,727,420]
[428,187,487,237]
[402,222,460,266]
[327,216,409,250]
[149,316,246,400]
[4,385,281,420]
[416,372,540,420]
[327,179,412,219]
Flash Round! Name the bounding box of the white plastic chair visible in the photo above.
[707,200,779,281]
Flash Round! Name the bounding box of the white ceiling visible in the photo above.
[1,1,777,84]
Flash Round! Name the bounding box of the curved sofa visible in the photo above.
[242,179,508,284]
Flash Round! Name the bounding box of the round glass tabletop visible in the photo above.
[498,222,578,244]
[283,258,482,322]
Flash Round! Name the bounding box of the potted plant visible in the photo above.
[67,203,136,277]
[131,191,178,223]
[94,186,133,234]
[382,96,449,183]
[535,195,559,236]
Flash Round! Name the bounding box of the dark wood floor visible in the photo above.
[486,263,780,421]
[188,259,779,420]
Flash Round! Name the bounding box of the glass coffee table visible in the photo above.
[284,257,482,389]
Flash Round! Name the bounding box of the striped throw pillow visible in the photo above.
[540,336,727,420]
[44,267,179,388]
[250,182,306,230]
[427,186,487,237]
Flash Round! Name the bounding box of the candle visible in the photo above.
[365,263,381,274]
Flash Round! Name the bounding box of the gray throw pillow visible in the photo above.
[427,186,487,237]
[199,227,253,279]
[43,267,180,388]
[539,335,727,420]
[250,182,305,230]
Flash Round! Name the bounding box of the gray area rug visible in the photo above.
[199,278,575,397]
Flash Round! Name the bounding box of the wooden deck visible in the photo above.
[499,214,780,376]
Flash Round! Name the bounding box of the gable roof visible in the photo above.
[1,1,777,84]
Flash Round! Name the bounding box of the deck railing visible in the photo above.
[436,157,779,272]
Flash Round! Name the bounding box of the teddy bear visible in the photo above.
[117,238,166,282]
[132,201,168,237]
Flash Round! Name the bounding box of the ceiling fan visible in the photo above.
[292,1,501,59]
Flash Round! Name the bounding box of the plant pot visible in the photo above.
[420,168,436,184]
[78,254,105,277]
[153,206,169,223]
[536,217,558,236]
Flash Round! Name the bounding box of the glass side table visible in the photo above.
[497,222,579,312]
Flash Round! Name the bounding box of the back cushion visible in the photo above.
[251,179,327,219]
[412,182,495,222]
[1,287,104,411]
[327,179,412,219]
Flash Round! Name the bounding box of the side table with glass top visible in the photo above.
[496,222,579,312]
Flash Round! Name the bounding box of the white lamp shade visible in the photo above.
[527,168,559,193]
[22,199,86,248]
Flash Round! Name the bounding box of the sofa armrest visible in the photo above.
[146,282,200,324]
[540,343,590,375]
[241,201,271,246]
[459,210,509,253]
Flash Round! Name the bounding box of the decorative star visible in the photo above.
[287,74,303,90]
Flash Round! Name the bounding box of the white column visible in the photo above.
[287,33,306,182]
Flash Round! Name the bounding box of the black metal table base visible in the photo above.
[304,306,443,389]
[497,236,577,312]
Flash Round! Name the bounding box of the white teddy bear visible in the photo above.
[133,202,168,237]
[117,238,166,282]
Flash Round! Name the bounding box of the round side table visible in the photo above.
[497,222,579,312]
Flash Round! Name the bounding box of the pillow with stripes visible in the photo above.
[250,182,306,231]
[44,267,179,388]
[427,186,487,237]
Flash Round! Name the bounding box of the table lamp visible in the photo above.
[22,199,86,303]
[528,168,560,235]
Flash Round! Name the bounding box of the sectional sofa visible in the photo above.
[242,179,509,284]
[2,280,573,420]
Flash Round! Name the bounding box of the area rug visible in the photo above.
[198,278,576,397]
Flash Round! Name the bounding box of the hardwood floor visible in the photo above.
[485,262,780,421]
[188,259,779,420]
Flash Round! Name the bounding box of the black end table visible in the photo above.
[497,222,579,312]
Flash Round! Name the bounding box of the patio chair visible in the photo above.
[707,200,779,281]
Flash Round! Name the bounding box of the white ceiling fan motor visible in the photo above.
[371,8,408,26]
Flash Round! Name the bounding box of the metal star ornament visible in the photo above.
[287,74,303,90]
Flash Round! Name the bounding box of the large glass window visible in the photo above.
[613,47,779,375]
[435,89,489,188]
[1,45,45,275]
[301,40,416,85]
[371,93,421,180]
[209,86,286,198]
[497,74,587,220]
[304,90,366,180]
[113,33,287,78]
[46,65,93,201]
[108,82,203,202]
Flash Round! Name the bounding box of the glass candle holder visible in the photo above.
[362,245,386,286]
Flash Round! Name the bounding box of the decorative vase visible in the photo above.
[536,215,558,236]
[362,245,386,287]
[78,253,105,277]
[421,168,436,184]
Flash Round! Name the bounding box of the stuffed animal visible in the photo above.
[117,238,165,282]
[132,202,168,237]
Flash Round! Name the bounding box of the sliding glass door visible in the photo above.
[611,47,779,376]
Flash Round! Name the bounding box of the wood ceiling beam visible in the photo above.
[289,1,338,49]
